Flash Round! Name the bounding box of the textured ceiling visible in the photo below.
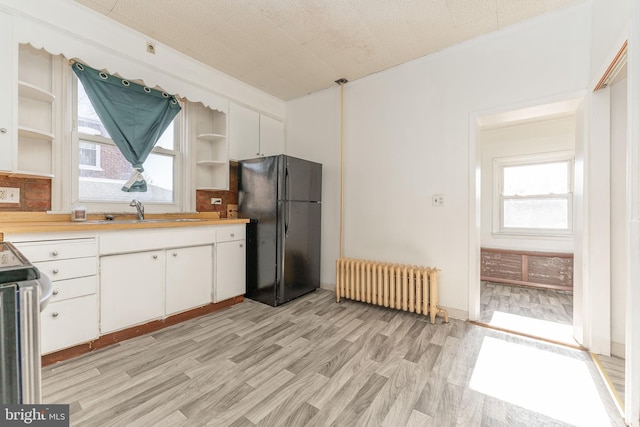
[74,0,585,101]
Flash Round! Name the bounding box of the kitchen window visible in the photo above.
[494,152,574,236]
[74,78,183,209]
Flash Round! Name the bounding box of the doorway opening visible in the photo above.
[471,98,582,349]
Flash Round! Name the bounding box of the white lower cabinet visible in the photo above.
[165,245,213,315]
[100,244,215,333]
[41,294,98,354]
[12,238,99,355]
[215,225,246,302]
[100,250,165,334]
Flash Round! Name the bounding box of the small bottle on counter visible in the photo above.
[71,205,87,222]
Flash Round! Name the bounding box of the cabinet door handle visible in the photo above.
[239,244,243,248]
[173,253,177,257]
[230,233,235,237]
[52,289,59,296]
[52,269,59,274]
[52,312,59,318]
[51,250,59,257]
[153,255,158,259]
[0,128,6,134]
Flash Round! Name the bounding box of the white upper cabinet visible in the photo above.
[229,102,284,161]
[229,103,259,161]
[0,11,16,172]
[259,114,285,158]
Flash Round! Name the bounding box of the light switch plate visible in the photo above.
[432,194,444,207]
[0,187,20,204]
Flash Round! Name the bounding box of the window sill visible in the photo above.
[493,230,573,239]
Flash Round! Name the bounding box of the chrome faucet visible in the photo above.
[129,199,144,220]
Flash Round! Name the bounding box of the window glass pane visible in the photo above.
[78,142,173,203]
[77,80,110,138]
[155,122,174,150]
[79,142,98,167]
[503,198,568,229]
[503,162,569,196]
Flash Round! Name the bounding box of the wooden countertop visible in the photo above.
[0,212,249,236]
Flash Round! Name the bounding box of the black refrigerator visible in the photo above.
[238,155,322,306]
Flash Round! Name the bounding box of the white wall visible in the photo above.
[285,87,341,287]
[480,116,576,253]
[610,75,628,356]
[286,3,591,316]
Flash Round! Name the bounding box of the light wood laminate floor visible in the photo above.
[43,290,624,426]
[479,282,573,325]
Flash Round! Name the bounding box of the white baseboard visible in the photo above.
[611,341,625,358]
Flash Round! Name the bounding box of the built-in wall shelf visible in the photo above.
[197,133,226,141]
[16,45,59,178]
[18,81,55,103]
[197,160,226,166]
[196,187,226,191]
[192,103,229,191]
[18,126,55,141]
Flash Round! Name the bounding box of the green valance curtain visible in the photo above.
[72,62,181,192]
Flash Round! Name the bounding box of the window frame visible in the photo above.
[70,73,188,214]
[493,151,575,237]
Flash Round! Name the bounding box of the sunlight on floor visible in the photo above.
[469,336,611,426]
[489,310,575,345]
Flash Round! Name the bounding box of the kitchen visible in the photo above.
[0,0,638,426]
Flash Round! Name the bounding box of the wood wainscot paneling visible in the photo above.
[481,247,573,291]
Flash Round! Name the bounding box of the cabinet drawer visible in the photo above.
[34,257,97,282]
[15,239,97,262]
[49,276,97,303]
[217,225,246,242]
[41,294,99,355]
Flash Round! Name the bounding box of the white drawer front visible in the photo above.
[49,276,97,303]
[15,239,97,262]
[217,225,246,242]
[34,257,97,282]
[41,294,99,354]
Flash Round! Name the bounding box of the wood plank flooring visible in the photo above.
[42,289,624,426]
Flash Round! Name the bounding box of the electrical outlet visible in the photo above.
[210,198,222,205]
[0,187,20,204]
[432,194,444,207]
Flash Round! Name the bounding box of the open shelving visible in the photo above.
[192,103,229,191]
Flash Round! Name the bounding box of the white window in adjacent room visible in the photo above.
[75,78,181,207]
[494,152,574,235]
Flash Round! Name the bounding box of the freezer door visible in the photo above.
[278,201,321,304]
[238,156,279,220]
[279,156,322,202]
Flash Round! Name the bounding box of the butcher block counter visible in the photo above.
[0,212,248,238]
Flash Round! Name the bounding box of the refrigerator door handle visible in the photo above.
[285,167,290,235]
